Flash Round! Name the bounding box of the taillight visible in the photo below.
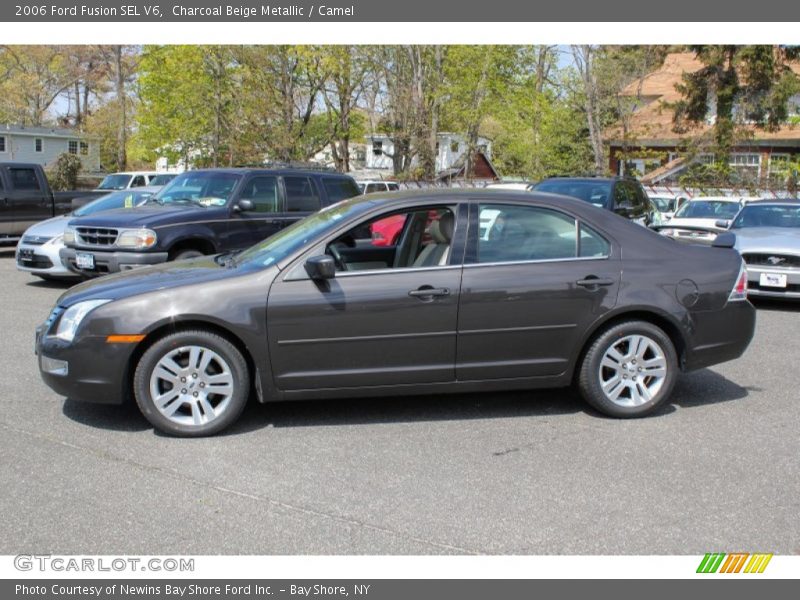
[728,261,748,301]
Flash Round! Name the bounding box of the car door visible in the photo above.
[5,166,50,233]
[227,175,286,248]
[456,202,620,381]
[266,203,467,391]
[0,171,12,236]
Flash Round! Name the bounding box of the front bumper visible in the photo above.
[60,247,169,276]
[745,265,800,299]
[683,300,756,372]
[35,325,134,405]
[16,241,77,278]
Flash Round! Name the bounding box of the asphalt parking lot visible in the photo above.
[1,247,799,555]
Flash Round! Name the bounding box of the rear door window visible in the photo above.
[476,204,578,263]
[284,177,321,212]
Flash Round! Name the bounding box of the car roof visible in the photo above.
[183,167,351,177]
[741,199,800,206]
[537,177,619,183]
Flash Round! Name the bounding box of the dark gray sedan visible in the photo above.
[36,190,756,436]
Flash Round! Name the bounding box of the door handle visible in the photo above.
[576,277,615,288]
[408,286,450,299]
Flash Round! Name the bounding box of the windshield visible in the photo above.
[650,197,675,212]
[534,181,611,208]
[234,199,365,268]
[153,172,242,207]
[674,200,741,219]
[97,174,132,190]
[73,190,151,217]
[731,205,800,229]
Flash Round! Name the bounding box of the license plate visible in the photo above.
[18,249,34,262]
[76,252,95,270]
[34,326,42,355]
[760,272,788,288]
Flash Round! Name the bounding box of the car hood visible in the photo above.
[22,215,73,238]
[57,256,263,306]
[66,204,221,229]
[734,227,800,254]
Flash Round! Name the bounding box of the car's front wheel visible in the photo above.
[133,330,250,436]
[578,320,678,418]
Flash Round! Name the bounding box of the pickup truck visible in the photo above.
[0,162,104,244]
[60,167,361,276]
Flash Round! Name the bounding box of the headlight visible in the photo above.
[63,228,75,244]
[45,234,64,246]
[117,228,157,249]
[54,299,112,342]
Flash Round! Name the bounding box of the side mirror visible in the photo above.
[715,219,731,229]
[712,232,736,248]
[304,255,336,280]
[235,199,255,212]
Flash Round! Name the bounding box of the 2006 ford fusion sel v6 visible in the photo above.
[36,190,756,436]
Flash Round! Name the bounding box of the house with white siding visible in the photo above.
[0,124,101,172]
[365,132,492,172]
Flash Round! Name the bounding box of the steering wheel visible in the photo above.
[328,244,349,272]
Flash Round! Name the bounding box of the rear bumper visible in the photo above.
[683,300,756,372]
[61,247,169,277]
[745,266,800,300]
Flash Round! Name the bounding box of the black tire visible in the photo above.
[133,330,250,437]
[577,320,678,418]
[172,249,204,261]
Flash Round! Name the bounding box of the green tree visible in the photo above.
[672,45,800,169]
[135,45,238,169]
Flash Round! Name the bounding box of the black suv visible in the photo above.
[61,167,360,276]
[532,176,660,227]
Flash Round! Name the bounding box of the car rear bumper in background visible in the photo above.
[745,265,800,299]
[60,247,169,276]
[683,300,757,372]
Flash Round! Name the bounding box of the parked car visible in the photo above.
[357,180,400,194]
[15,188,160,281]
[36,190,755,437]
[0,162,104,245]
[60,167,360,277]
[532,176,660,227]
[647,194,688,220]
[95,171,160,191]
[656,197,748,244]
[729,201,800,299]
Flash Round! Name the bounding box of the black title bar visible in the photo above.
[3,0,800,22]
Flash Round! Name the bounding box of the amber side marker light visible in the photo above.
[106,334,146,344]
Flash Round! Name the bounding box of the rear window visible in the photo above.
[9,168,41,191]
[322,177,360,203]
[534,180,611,208]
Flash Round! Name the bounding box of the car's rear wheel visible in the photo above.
[133,330,250,437]
[578,320,677,418]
